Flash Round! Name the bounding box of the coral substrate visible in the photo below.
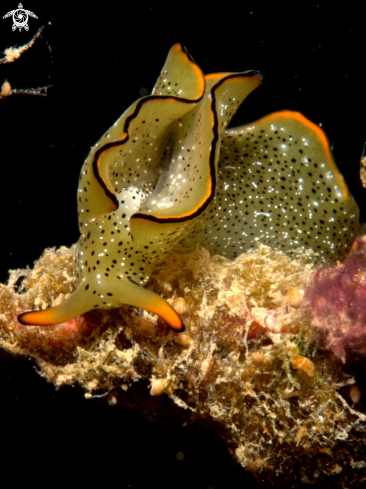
[1,243,366,488]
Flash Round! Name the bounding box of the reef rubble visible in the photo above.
[1,242,366,488]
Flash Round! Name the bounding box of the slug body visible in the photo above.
[18,44,359,331]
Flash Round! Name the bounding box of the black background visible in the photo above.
[0,2,365,488]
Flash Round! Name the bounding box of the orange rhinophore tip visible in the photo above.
[18,310,47,325]
[17,282,97,326]
[157,304,185,333]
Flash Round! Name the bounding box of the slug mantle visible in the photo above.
[18,44,359,335]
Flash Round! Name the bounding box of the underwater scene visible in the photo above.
[0,4,365,489]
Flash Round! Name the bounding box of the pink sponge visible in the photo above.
[304,253,366,362]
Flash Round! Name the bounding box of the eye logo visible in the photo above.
[3,3,38,31]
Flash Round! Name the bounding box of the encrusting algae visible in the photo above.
[1,241,366,488]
